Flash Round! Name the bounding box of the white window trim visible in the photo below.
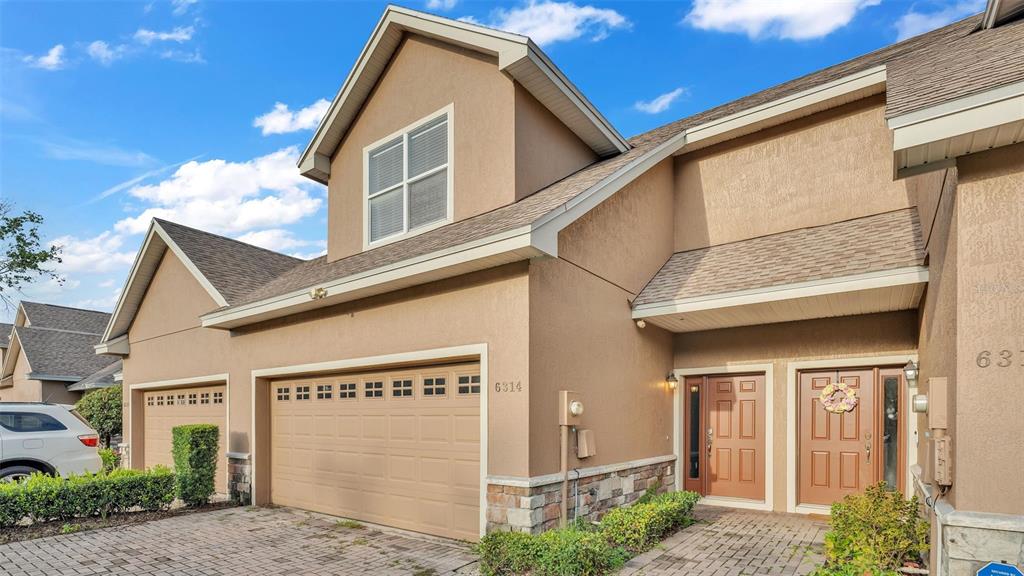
[362,103,455,250]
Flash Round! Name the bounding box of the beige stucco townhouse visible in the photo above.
[97,3,1024,572]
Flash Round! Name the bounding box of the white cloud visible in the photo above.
[134,26,195,44]
[113,146,323,236]
[159,48,205,64]
[427,0,458,10]
[895,0,984,41]
[50,231,138,274]
[235,228,326,258]
[41,137,156,167]
[23,44,65,70]
[253,99,330,135]
[87,40,127,66]
[685,0,879,40]
[171,0,199,16]
[634,87,687,114]
[468,1,630,46]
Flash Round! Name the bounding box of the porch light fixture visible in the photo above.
[666,373,678,390]
[903,360,918,387]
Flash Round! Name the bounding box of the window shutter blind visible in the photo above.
[368,138,403,194]
[369,187,404,242]
[408,116,447,177]
[409,170,447,229]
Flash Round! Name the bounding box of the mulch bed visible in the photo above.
[0,501,237,545]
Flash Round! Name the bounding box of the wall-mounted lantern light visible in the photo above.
[666,373,678,390]
[903,360,918,387]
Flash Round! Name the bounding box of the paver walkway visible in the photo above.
[620,505,829,576]
[0,506,479,576]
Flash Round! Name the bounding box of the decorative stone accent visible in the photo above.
[943,522,1024,575]
[487,460,675,534]
[227,456,252,505]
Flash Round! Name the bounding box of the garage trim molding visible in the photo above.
[127,373,231,476]
[250,343,489,537]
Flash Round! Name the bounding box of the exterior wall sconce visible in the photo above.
[903,360,918,387]
[666,373,678,390]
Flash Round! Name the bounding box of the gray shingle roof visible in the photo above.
[67,359,122,392]
[0,323,12,349]
[155,219,303,305]
[15,326,119,380]
[633,208,925,308]
[21,302,111,334]
[161,13,997,314]
[886,16,1024,118]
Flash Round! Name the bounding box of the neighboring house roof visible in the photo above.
[0,323,12,349]
[632,208,925,309]
[886,15,1024,118]
[20,302,111,334]
[154,219,302,304]
[67,359,122,392]
[14,325,118,381]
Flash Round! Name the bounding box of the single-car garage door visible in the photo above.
[271,362,481,541]
[143,385,228,493]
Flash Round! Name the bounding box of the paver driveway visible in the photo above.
[0,506,479,576]
[620,505,829,576]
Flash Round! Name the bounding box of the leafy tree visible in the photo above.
[75,386,123,447]
[0,201,63,309]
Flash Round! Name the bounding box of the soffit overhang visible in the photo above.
[297,5,629,184]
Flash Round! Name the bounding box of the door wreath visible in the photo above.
[820,382,858,413]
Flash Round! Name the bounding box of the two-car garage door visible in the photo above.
[270,362,481,541]
[143,384,228,493]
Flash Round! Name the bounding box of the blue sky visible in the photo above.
[0,0,983,318]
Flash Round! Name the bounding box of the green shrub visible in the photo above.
[477,531,538,576]
[534,526,628,576]
[0,467,175,528]
[819,483,929,574]
[74,386,123,447]
[478,490,701,575]
[99,448,120,473]
[601,490,701,554]
[171,424,219,506]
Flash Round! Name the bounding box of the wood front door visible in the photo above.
[705,374,766,500]
[798,369,875,505]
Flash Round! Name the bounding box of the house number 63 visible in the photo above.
[976,350,1022,368]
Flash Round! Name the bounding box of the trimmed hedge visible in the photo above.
[0,467,175,528]
[478,490,701,576]
[171,424,219,506]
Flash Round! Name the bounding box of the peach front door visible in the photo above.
[705,374,766,500]
[798,369,875,506]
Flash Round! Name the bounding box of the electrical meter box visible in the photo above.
[559,390,584,426]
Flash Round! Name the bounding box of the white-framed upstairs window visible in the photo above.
[364,105,453,248]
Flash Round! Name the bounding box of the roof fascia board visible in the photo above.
[678,65,887,154]
[888,79,1024,150]
[200,225,540,329]
[633,266,929,319]
[27,373,80,383]
[0,330,25,380]
[101,223,163,343]
[94,334,130,356]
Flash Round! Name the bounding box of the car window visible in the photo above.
[0,412,67,433]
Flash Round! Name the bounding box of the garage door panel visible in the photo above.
[143,384,227,494]
[271,362,481,541]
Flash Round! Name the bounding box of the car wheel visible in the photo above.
[0,465,42,483]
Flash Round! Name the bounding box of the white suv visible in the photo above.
[0,403,103,481]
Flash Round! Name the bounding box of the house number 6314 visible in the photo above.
[494,381,523,392]
[976,350,1023,368]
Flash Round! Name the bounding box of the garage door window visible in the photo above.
[276,387,290,401]
[188,394,198,405]
[339,383,357,399]
[213,391,224,404]
[392,378,414,398]
[176,394,186,406]
[423,376,446,397]
[200,392,210,405]
[296,386,310,400]
[316,384,333,400]
[365,381,383,398]
[156,396,165,406]
[147,396,155,406]
[458,375,481,395]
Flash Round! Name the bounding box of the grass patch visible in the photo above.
[335,519,364,529]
